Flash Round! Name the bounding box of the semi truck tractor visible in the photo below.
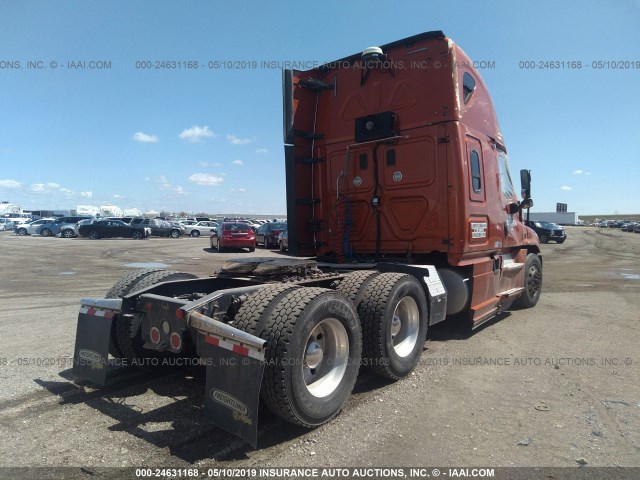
[72,30,542,447]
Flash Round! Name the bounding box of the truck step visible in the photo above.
[496,287,525,298]
[298,77,334,91]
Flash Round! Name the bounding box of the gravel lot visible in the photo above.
[0,228,638,474]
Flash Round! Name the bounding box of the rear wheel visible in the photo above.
[236,286,361,426]
[17,228,27,236]
[249,246,255,252]
[40,228,52,237]
[88,230,100,240]
[105,269,165,358]
[217,240,224,253]
[170,229,181,238]
[333,270,380,311]
[539,234,548,243]
[131,230,143,240]
[358,273,428,380]
[513,253,542,309]
[112,270,198,366]
[191,230,200,237]
[62,229,75,238]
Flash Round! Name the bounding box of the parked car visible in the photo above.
[278,228,289,252]
[130,217,184,238]
[183,221,218,237]
[210,222,256,252]
[0,218,15,231]
[77,219,148,240]
[525,220,567,244]
[621,222,638,232]
[256,222,287,248]
[634,224,640,233]
[14,218,56,236]
[35,216,94,237]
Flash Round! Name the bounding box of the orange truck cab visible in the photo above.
[284,30,541,328]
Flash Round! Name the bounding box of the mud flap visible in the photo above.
[197,333,265,448]
[72,299,122,386]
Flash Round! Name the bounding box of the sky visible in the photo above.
[1,0,639,216]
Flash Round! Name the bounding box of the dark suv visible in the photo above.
[525,220,567,244]
[130,218,184,238]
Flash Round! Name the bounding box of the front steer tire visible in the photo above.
[513,253,542,309]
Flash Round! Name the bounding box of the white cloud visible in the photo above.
[31,182,61,193]
[232,160,244,166]
[60,188,74,195]
[188,173,224,186]
[113,194,124,199]
[572,169,583,175]
[80,191,93,198]
[227,134,252,145]
[172,186,189,197]
[255,148,268,154]
[0,179,21,189]
[179,126,216,143]
[561,186,573,191]
[132,131,159,143]
[198,161,209,167]
[230,187,247,192]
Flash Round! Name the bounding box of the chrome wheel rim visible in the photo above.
[526,264,542,298]
[391,296,420,357]
[302,318,349,398]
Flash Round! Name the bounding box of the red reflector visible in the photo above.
[232,344,249,357]
[205,335,219,346]
[170,332,182,350]
[150,327,161,344]
[175,308,185,320]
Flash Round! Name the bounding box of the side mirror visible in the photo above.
[521,198,534,209]
[507,202,520,215]
[520,169,531,199]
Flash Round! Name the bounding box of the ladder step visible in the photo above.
[298,78,333,91]
[298,241,327,249]
[295,157,324,164]
[296,198,321,205]
[294,129,324,140]
[307,220,322,232]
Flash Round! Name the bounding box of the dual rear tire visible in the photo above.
[232,272,429,428]
[234,285,362,427]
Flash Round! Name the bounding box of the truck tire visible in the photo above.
[106,270,198,363]
[105,268,166,358]
[333,270,380,310]
[114,270,199,367]
[253,287,361,427]
[513,253,542,309]
[233,284,302,334]
[358,273,428,380]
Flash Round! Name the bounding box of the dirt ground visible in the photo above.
[0,227,638,474]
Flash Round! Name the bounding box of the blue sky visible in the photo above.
[1,0,639,216]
